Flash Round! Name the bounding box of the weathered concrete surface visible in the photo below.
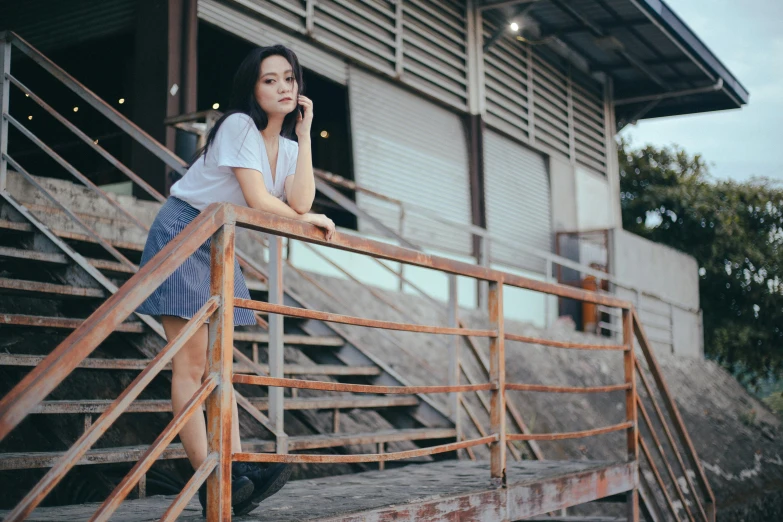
[0,460,633,521]
[613,228,702,359]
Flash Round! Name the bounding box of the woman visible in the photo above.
[137,45,335,517]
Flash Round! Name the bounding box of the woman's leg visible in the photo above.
[162,316,243,470]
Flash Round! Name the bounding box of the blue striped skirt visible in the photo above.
[136,197,256,326]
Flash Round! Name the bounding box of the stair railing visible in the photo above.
[1,201,641,521]
[633,310,716,522]
[0,30,288,447]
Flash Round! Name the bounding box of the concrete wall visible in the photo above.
[549,150,621,234]
[613,228,703,358]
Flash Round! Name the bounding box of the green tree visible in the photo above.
[618,139,783,385]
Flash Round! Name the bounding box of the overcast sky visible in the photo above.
[619,0,783,184]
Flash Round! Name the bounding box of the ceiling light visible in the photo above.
[212,103,220,110]
[118,98,125,104]
[510,22,520,32]
[73,107,79,112]
[320,130,329,138]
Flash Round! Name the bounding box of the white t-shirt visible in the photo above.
[170,113,299,211]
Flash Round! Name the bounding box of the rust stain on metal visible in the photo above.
[505,383,631,393]
[505,333,628,351]
[235,435,497,464]
[233,374,494,394]
[235,298,498,337]
[507,422,633,441]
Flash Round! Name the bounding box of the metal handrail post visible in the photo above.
[477,235,489,308]
[623,308,640,521]
[488,279,506,486]
[0,36,10,191]
[447,274,461,441]
[206,223,237,521]
[269,235,288,453]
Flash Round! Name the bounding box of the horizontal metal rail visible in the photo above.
[229,204,633,308]
[505,383,631,393]
[234,374,495,394]
[315,168,698,314]
[504,333,628,351]
[507,421,634,441]
[235,299,498,337]
[235,435,498,464]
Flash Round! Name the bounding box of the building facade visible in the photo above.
[0,0,748,357]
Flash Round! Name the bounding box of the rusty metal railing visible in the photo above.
[0,30,288,446]
[0,30,714,522]
[0,201,642,520]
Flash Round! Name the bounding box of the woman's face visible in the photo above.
[255,55,298,117]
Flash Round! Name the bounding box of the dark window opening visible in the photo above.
[4,33,135,189]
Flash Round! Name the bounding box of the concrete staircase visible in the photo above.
[0,170,454,506]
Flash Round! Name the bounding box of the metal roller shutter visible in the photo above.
[484,129,551,273]
[349,66,472,255]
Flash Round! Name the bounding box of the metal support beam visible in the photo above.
[466,0,485,115]
[549,0,670,90]
[447,275,460,426]
[206,223,236,522]
[478,0,539,13]
[488,281,506,486]
[622,309,639,522]
[393,0,404,78]
[0,37,10,192]
[268,235,287,454]
[615,78,723,106]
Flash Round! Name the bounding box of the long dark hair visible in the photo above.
[201,45,304,158]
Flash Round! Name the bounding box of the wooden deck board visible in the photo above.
[0,460,635,521]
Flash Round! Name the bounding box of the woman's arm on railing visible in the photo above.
[233,166,334,240]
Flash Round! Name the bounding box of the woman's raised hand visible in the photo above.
[303,212,335,241]
[296,95,314,139]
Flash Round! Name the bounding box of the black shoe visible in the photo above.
[198,473,254,517]
[232,462,292,515]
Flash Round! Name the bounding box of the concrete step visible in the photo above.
[0,314,343,346]
[0,245,137,277]
[0,217,145,254]
[0,277,105,299]
[0,428,455,470]
[26,395,417,415]
[0,314,142,332]
[0,353,381,377]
